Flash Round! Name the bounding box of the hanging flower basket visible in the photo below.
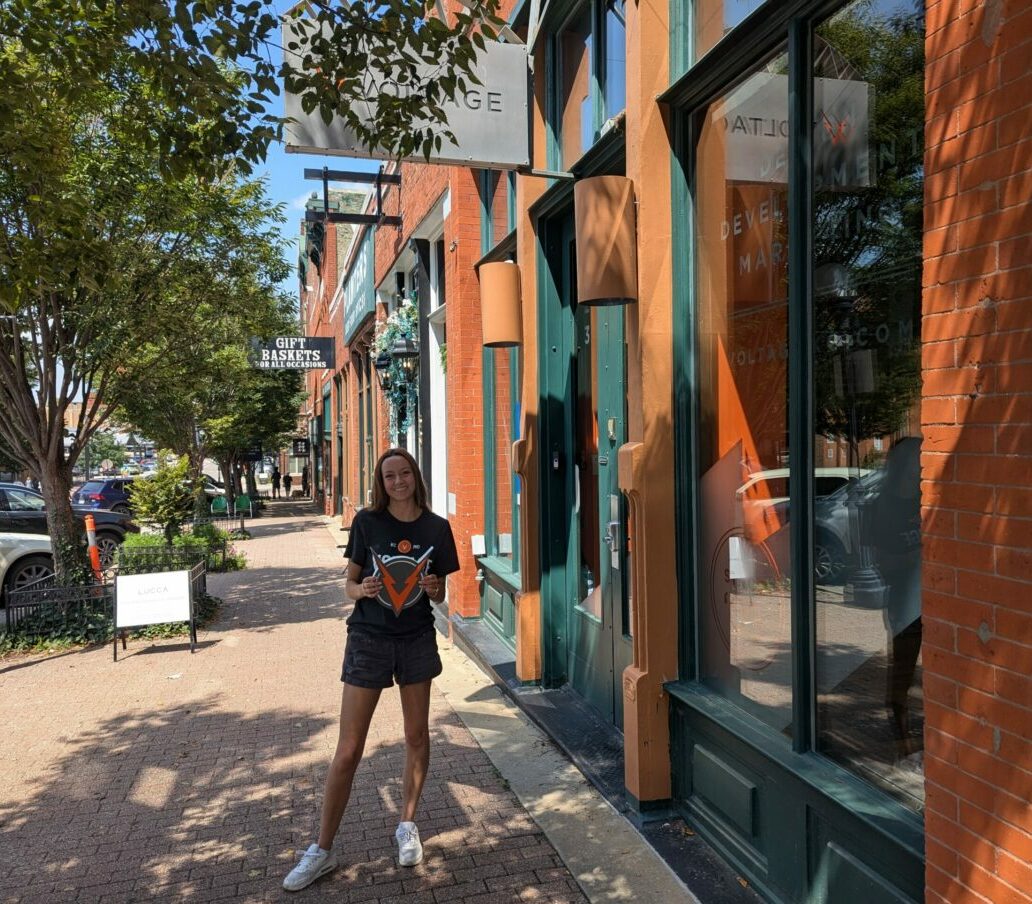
[373,299,419,437]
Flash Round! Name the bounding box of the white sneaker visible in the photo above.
[395,821,423,866]
[283,843,338,891]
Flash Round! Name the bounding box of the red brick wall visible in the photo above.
[299,216,347,516]
[923,3,1032,903]
[442,167,487,617]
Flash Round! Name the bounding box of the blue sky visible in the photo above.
[256,137,378,296]
[255,1,382,295]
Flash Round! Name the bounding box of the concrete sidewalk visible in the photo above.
[0,502,689,903]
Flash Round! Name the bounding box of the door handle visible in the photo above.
[603,520,620,550]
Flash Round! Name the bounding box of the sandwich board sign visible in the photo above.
[283,21,529,169]
[114,570,195,660]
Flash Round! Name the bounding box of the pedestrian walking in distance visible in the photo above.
[283,447,459,892]
[283,471,293,497]
[302,464,310,497]
[271,467,281,500]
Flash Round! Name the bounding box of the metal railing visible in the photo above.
[2,554,208,644]
[3,578,113,637]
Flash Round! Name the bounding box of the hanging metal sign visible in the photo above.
[252,336,335,370]
[282,23,529,169]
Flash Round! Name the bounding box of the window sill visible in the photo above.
[477,555,521,592]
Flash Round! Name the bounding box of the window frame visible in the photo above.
[546,0,628,171]
[478,169,522,589]
[668,0,925,843]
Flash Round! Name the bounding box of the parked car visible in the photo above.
[0,532,54,596]
[0,483,139,568]
[71,477,135,514]
[199,475,226,498]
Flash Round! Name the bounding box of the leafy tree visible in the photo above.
[122,455,192,545]
[1,0,502,179]
[0,46,288,578]
[114,179,296,517]
[0,0,503,579]
[812,5,924,449]
[205,367,305,500]
[82,432,127,474]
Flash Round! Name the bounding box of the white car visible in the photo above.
[0,532,54,597]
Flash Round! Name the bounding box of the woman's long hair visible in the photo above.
[370,447,429,513]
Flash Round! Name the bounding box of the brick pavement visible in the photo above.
[0,502,588,904]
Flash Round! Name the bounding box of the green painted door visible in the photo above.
[559,217,633,727]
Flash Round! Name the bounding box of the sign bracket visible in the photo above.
[305,165,404,228]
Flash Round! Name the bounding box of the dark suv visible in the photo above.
[71,477,135,514]
[0,483,139,567]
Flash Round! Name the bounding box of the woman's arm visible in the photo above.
[345,561,381,601]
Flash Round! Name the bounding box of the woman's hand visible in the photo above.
[419,572,443,601]
[359,574,383,598]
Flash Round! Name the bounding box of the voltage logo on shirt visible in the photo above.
[370,546,434,615]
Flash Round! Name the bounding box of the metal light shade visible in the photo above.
[573,175,638,305]
[391,336,419,379]
[373,351,393,390]
[479,261,522,347]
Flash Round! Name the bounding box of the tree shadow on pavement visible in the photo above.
[0,696,577,903]
[206,567,349,633]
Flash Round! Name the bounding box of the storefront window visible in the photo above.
[694,49,791,734]
[603,0,626,119]
[357,351,375,506]
[812,0,924,811]
[693,0,771,61]
[558,5,594,168]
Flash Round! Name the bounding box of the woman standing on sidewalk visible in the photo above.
[284,447,459,892]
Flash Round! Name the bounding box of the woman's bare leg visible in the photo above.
[398,680,432,822]
[317,683,382,849]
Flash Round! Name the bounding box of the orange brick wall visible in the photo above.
[922,3,1032,903]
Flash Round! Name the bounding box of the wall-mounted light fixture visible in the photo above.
[573,175,638,306]
[373,351,393,391]
[391,336,420,380]
[479,260,522,347]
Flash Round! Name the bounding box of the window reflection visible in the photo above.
[604,0,626,120]
[695,50,792,735]
[694,0,772,61]
[559,6,594,169]
[812,0,924,812]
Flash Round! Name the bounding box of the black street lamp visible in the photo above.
[391,336,419,381]
[373,351,393,391]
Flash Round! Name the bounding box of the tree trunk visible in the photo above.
[39,459,90,584]
[188,444,207,521]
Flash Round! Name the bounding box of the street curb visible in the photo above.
[434,637,698,904]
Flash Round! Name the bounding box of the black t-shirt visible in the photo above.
[343,507,460,637]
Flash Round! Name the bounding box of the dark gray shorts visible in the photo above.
[341,629,443,689]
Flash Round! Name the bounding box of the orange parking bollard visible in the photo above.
[84,513,103,581]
